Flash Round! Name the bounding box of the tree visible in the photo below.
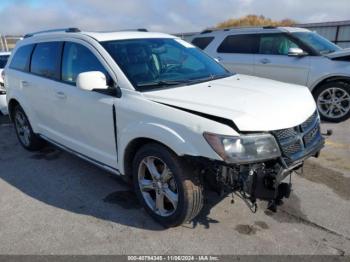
[216,15,296,29]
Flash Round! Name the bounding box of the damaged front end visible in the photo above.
[199,110,325,213]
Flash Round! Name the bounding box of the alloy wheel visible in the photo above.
[137,156,178,217]
[14,110,31,147]
[317,87,350,119]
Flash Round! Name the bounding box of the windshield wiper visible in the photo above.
[137,74,233,89]
[137,80,189,88]
[187,74,232,84]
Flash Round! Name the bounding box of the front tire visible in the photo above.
[132,143,203,227]
[314,81,350,122]
[12,105,45,151]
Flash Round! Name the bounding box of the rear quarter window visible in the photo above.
[217,34,258,54]
[30,42,62,80]
[191,37,214,50]
[9,44,34,72]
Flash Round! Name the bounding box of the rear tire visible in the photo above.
[12,105,45,151]
[132,143,203,227]
[314,81,350,122]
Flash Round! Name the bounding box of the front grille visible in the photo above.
[274,127,298,141]
[271,111,323,165]
[304,125,321,146]
[283,140,302,155]
[301,111,318,131]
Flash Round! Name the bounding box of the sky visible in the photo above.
[0,0,349,35]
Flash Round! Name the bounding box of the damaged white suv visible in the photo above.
[4,28,324,227]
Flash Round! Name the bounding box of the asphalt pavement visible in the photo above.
[0,114,349,255]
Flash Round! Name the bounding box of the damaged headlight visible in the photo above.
[204,132,281,164]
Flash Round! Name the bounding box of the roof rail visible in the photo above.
[24,27,81,38]
[118,28,148,32]
[200,25,280,34]
[200,29,213,34]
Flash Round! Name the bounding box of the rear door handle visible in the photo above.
[55,91,67,99]
[21,81,30,87]
[260,58,271,64]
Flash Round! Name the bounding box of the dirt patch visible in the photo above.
[235,221,269,235]
[235,224,257,235]
[254,221,269,229]
[103,190,141,209]
[303,162,350,200]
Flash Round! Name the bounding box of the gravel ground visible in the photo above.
[0,114,349,255]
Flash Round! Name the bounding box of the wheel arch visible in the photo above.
[122,137,179,181]
[8,98,20,121]
[7,97,39,133]
[311,75,350,95]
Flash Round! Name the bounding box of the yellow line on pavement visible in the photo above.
[325,140,350,150]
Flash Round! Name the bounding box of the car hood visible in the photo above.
[325,48,350,59]
[143,74,316,132]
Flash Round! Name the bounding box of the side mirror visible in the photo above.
[76,71,107,91]
[288,47,307,57]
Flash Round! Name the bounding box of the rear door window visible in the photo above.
[217,34,258,54]
[191,37,214,50]
[30,42,62,79]
[9,44,34,72]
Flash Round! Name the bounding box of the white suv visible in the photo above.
[189,27,350,122]
[4,28,324,227]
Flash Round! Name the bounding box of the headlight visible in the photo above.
[204,132,281,164]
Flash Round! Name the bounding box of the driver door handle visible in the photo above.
[55,91,67,99]
[260,58,271,64]
[21,80,30,87]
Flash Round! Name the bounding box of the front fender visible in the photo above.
[118,121,221,174]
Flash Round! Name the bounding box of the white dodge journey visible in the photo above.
[4,28,324,227]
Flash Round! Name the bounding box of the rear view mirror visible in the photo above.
[76,71,107,91]
[288,47,307,57]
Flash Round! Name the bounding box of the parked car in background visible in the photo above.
[4,28,323,227]
[189,27,350,122]
[0,51,10,115]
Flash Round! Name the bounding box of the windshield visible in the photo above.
[102,38,232,91]
[292,32,341,55]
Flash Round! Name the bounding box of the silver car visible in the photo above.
[189,27,350,122]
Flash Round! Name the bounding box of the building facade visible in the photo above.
[297,20,350,48]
